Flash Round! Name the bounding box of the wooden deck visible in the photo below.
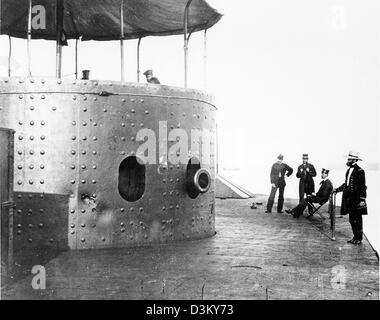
[1,196,378,300]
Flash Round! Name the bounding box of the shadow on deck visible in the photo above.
[1,197,378,300]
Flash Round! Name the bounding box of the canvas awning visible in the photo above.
[0,0,222,41]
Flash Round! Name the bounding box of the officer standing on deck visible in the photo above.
[266,154,293,213]
[296,154,316,202]
[333,151,367,245]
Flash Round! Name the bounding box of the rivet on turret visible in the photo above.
[40,150,45,155]
[40,165,45,169]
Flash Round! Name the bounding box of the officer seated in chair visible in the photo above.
[286,168,333,218]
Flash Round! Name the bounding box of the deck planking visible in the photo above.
[1,196,378,300]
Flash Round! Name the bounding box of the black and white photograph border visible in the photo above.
[0,0,379,302]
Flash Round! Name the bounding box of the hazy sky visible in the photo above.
[0,0,379,171]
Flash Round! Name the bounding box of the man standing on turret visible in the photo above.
[265,154,293,213]
[296,154,316,202]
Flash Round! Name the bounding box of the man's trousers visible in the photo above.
[349,212,363,241]
[267,185,285,212]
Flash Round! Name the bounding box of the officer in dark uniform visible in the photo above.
[265,154,293,213]
[333,151,367,245]
[143,69,161,84]
[286,168,333,218]
[296,154,316,202]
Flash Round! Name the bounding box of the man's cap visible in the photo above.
[143,69,153,76]
[277,154,284,160]
[302,153,309,160]
[345,151,362,161]
[321,168,329,175]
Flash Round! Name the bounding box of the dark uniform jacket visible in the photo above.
[296,163,317,194]
[270,162,293,187]
[313,179,333,205]
[148,77,160,84]
[336,164,367,215]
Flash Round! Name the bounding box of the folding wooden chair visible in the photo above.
[307,200,328,220]
[307,193,337,240]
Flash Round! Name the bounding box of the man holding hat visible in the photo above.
[143,69,161,84]
[266,154,293,213]
[286,168,333,218]
[333,151,367,245]
[296,154,317,202]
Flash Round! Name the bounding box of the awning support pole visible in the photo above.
[120,0,125,82]
[137,37,141,82]
[8,36,12,77]
[183,0,193,88]
[55,0,64,79]
[27,0,32,78]
[203,29,207,89]
[75,38,78,79]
